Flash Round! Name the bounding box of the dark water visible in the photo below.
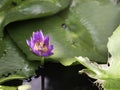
[1,62,98,90]
[23,62,99,90]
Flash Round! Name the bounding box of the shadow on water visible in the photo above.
[1,62,99,90]
[23,62,99,90]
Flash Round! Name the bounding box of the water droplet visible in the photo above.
[61,23,67,29]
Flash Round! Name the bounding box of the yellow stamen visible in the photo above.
[34,42,48,53]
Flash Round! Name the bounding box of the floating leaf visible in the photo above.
[0,84,31,90]
[0,85,17,90]
[76,25,120,90]
[7,0,120,66]
[0,35,39,83]
[0,0,71,84]
[66,0,120,62]
[0,0,71,37]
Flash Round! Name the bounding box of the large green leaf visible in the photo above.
[7,15,78,64]
[67,0,120,53]
[0,84,31,90]
[7,0,120,65]
[76,25,120,90]
[0,0,71,37]
[103,25,120,90]
[0,35,39,83]
[0,0,71,82]
[0,85,16,90]
[107,26,120,75]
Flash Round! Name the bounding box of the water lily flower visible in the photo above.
[26,30,53,57]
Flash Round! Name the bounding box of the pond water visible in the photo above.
[23,62,99,90]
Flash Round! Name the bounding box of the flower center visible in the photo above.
[34,42,48,53]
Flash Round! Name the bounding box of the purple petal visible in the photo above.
[38,30,44,41]
[32,30,44,42]
[26,40,31,46]
[42,52,52,57]
[44,35,49,46]
[32,49,40,56]
[42,45,53,56]
[49,45,54,51]
[41,53,48,57]
[32,32,39,42]
[27,37,34,48]
[26,30,54,57]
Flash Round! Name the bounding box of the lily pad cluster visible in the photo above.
[0,0,71,87]
[0,0,120,89]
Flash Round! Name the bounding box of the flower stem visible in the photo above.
[41,75,44,90]
[41,57,44,66]
[41,57,45,90]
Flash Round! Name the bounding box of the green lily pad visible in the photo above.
[0,85,17,90]
[7,0,120,65]
[0,0,71,37]
[0,84,31,90]
[0,0,70,82]
[76,25,120,90]
[67,0,120,52]
[103,26,120,90]
[0,35,39,83]
[107,26,120,75]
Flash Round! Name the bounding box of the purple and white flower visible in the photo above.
[26,30,53,57]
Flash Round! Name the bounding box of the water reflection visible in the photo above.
[23,62,98,90]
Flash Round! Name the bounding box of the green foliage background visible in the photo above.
[0,0,120,89]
